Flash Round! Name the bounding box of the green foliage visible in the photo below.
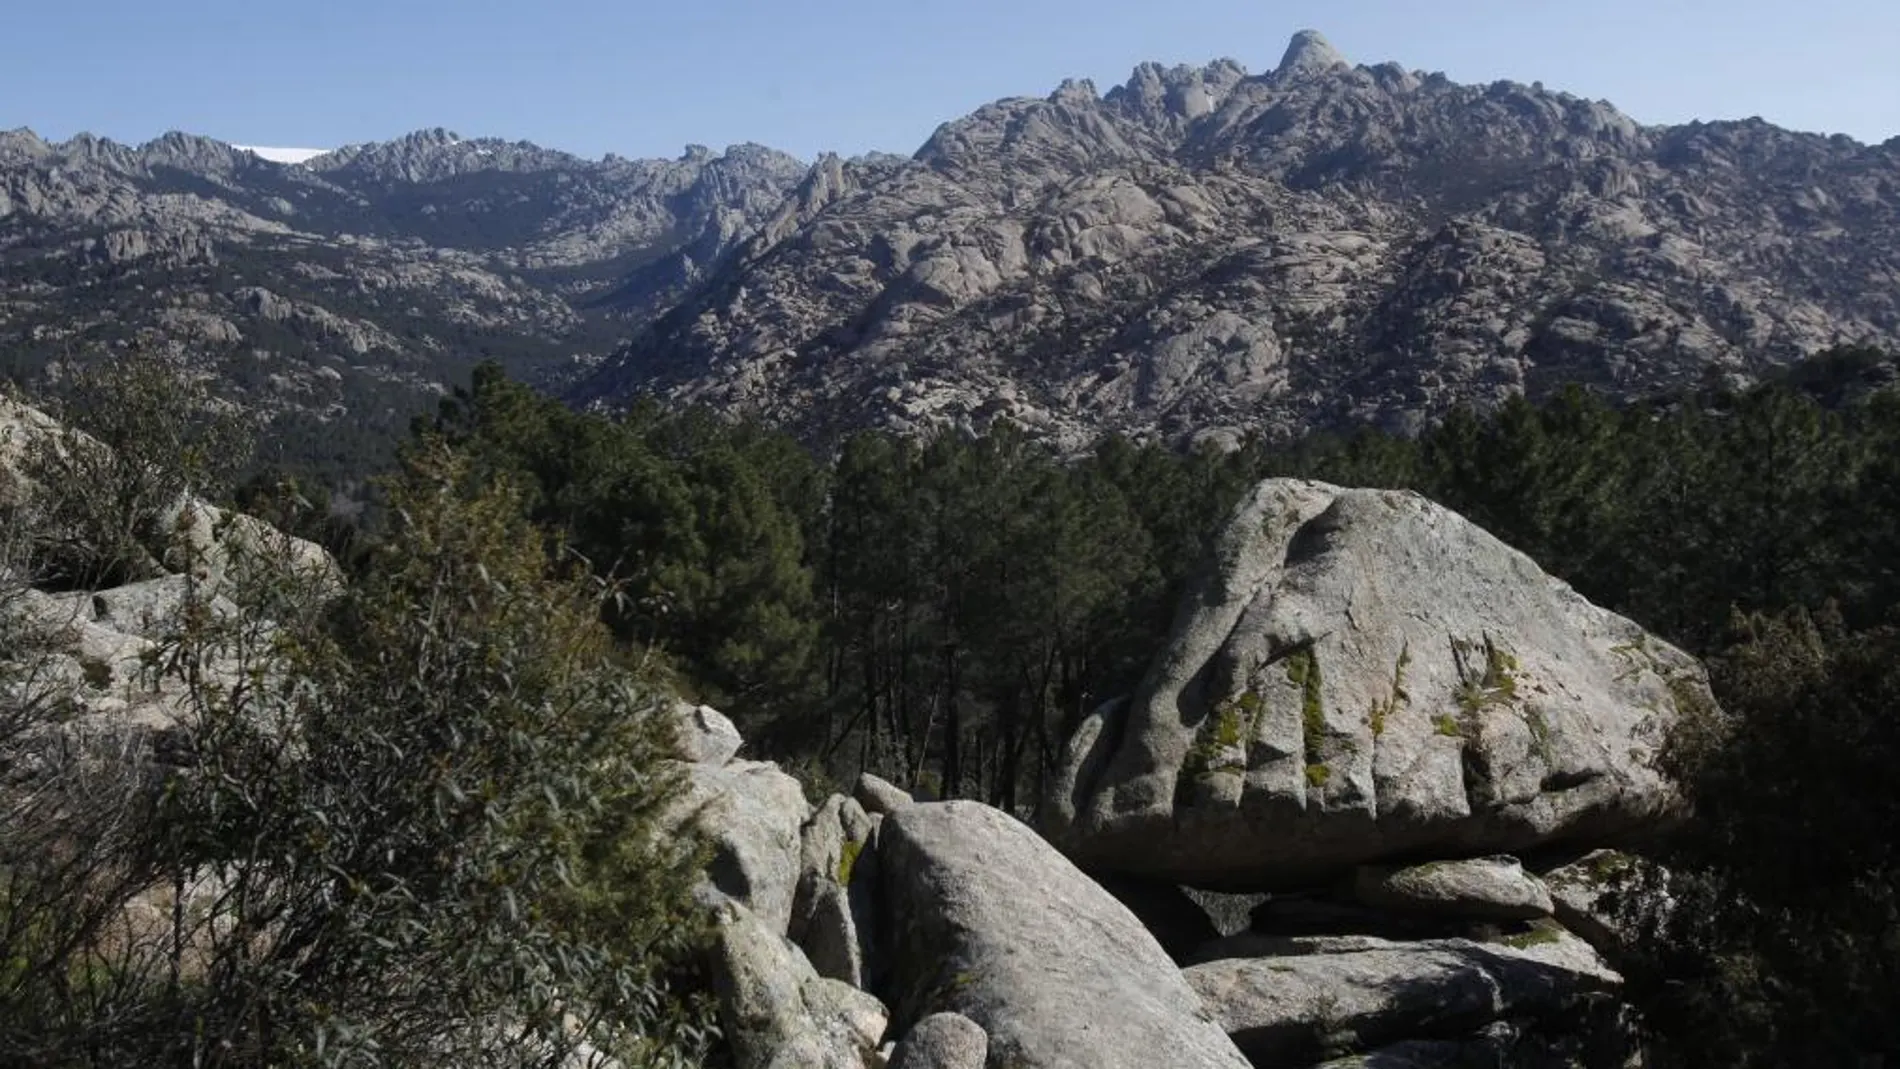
[19,351,255,588]
[426,363,819,716]
[0,426,714,1065]
[1283,647,1327,762]
[421,376,1256,814]
[1369,644,1410,737]
[1622,607,1900,1066]
[212,440,713,1065]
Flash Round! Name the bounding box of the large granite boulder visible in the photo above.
[1352,856,1554,921]
[877,800,1251,1069]
[886,1011,988,1069]
[1049,479,1709,889]
[706,895,888,1069]
[1184,929,1621,1066]
[671,760,811,936]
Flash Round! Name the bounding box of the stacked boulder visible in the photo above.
[1044,479,1704,1066]
[664,478,1701,1068]
[660,703,882,1069]
[666,702,1254,1068]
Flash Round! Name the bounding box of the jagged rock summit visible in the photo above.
[1275,29,1349,79]
[574,30,1900,449]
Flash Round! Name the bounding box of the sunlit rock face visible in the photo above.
[577,33,1900,450]
[1047,478,1704,890]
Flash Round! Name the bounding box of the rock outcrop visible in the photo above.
[1049,478,1707,890]
[877,801,1252,1069]
[1185,930,1621,1066]
[1352,856,1555,922]
[0,396,338,737]
[670,759,811,938]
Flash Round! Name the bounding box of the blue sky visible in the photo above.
[6,0,1896,160]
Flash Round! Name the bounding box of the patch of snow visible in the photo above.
[232,145,331,165]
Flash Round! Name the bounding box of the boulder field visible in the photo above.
[666,478,1703,1067]
[1,396,1697,1066]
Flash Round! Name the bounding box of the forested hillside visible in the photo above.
[5,344,1897,1064]
[416,347,1897,775]
[398,345,1900,1063]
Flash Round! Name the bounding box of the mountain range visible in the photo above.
[0,124,806,469]
[4,30,1897,463]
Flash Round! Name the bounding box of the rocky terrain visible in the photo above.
[0,127,805,471]
[1,388,1707,1065]
[1047,478,1701,889]
[9,30,1899,463]
[578,30,1900,448]
[0,394,339,738]
[660,477,1704,1067]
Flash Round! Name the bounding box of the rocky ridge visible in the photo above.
[577,30,1900,448]
[0,394,338,739]
[9,32,1900,460]
[0,126,806,471]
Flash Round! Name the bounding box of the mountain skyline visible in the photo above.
[7,27,1894,465]
[6,1,1897,163]
[18,22,1900,178]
